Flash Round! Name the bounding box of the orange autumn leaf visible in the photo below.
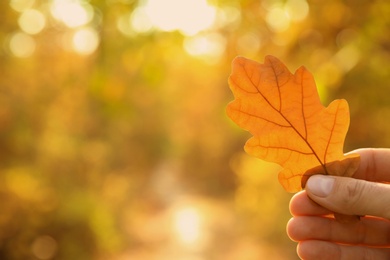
[227,56,360,193]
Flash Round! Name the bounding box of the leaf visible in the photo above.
[227,55,360,193]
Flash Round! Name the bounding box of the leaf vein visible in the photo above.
[242,60,326,171]
[247,143,313,156]
[230,106,291,128]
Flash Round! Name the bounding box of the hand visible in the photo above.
[287,148,390,259]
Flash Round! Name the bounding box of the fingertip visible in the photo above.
[297,241,340,260]
[297,241,312,259]
[306,175,336,198]
[286,217,300,242]
[296,241,305,259]
[289,190,331,216]
[289,191,307,216]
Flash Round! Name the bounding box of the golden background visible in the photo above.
[0,0,389,259]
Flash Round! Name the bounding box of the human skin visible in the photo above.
[287,148,390,259]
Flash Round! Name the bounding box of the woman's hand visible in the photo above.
[287,148,390,259]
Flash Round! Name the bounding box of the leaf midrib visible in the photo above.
[244,62,330,175]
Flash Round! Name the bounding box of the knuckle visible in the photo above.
[336,179,390,220]
[382,207,390,220]
[342,180,367,209]
[380,195,390,220]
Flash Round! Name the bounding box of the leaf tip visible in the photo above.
[264,54,278,61]
[264,55,283,65]
[231,56,247,66]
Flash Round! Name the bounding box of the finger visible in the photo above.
[287,216,390,246]
[297,240,390,260]
[306,175,390,219]
[289,191,332,216]
[347,148,390,182]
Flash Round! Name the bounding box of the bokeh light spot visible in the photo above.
[51,0,94,28]
[5,168,39,199]
[285,0,309,22]
[336,28,360,47]
[130,7,153,33]
[10,0,35,12]
[183,33,226,63]
[9,32,36,58]
[72,27,100,55]
[214,5,241,30]
[334,45,360,72]
[143,0,216,36]
[173,207,202,245]
[117,14,133,37]
[31,235,58,260]
[237,32,262,55]
[266,6,291,32]
[18,9,46,35]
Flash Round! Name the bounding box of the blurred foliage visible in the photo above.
[0,0,389,259]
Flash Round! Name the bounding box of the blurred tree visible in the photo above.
[0,0,389,259]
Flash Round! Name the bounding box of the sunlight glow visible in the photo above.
[18,9,46,35]
[143,0,216,35]
[51,0,94,28]
[173,207,202,245]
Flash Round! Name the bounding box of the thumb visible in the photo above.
[306,175,390,220]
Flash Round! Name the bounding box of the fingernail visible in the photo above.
[306,175,334,197]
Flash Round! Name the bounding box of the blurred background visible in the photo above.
[0,0,390,259]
